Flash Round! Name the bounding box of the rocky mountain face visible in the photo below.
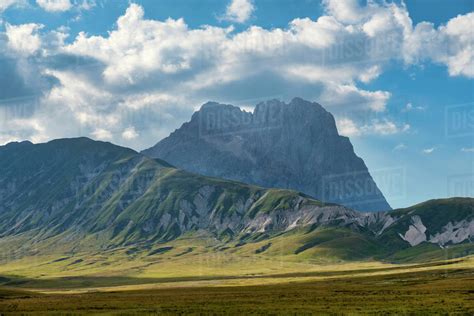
[143,97,391,212]
[0,138,353,250]
[0,138,472,262]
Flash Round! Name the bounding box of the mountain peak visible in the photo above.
[289,97,327,112]
[44,137,138,155]
[143,97,391,212]
[3,140,33,148]
[199,101,226,110]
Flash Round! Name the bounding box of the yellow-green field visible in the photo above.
[1,244,473,315]
[1,234,473,314]
[0,261,473,315]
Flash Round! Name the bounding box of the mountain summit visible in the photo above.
[143,98,391,212]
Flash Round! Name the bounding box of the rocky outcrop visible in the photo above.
[143,98,391,212]
[399,216,427,246]
[429,219,474,246]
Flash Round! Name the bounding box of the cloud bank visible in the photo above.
[0,1,472,149]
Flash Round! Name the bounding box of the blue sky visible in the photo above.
[0,0,472,208]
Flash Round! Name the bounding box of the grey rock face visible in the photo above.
[143,97,391,212]
[427,219,474,246]
[398,216,427,246]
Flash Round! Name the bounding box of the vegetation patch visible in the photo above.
[51,257,70,263]
[68,259,84,266]
[175,248,194,257]
[255,243,272,254]
[148,247,173,256]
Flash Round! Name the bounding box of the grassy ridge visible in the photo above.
[378,197,474,253]
[1,138,473,265]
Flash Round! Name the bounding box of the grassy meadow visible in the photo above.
[0,260,473,315]
[0,236,473,315]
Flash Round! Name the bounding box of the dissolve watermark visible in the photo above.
[198,100,284,138]
[72,166,161,210]
[322,167,406,206]
[445,103,474,138]
[322,33,402,66]
[447,173,474,197]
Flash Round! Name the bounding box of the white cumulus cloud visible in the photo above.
[224,0,254,23]
[364,119,410,135]
[5,23,43,56]
[0,0,26,12]
[36,0,71,12]
[122,126,139,140]
[0,2,472,149]
[403,12,474,78]
[91,128,113,140]
[336,118,409,137]
[336,118,361,137]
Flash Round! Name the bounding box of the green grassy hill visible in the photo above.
[0,138,472,266]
